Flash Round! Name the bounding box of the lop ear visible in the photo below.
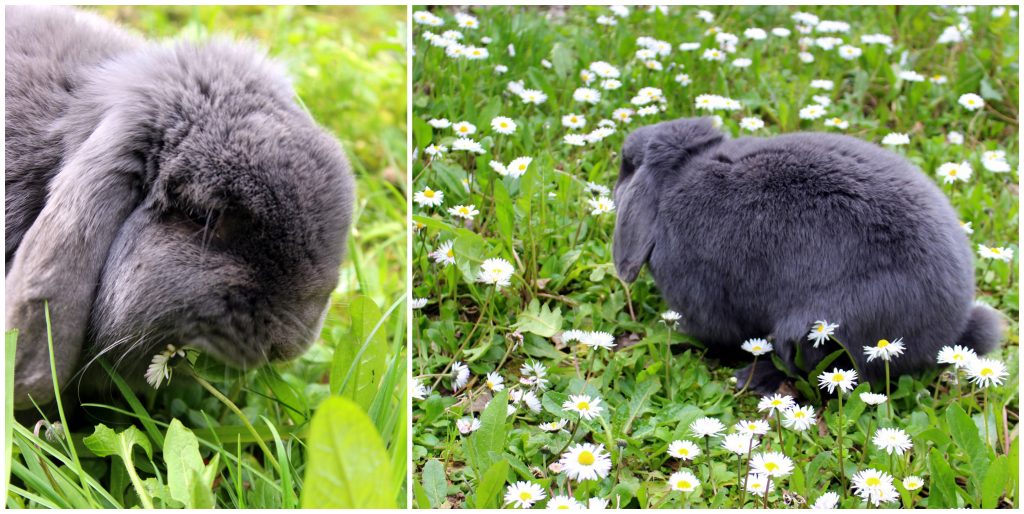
[613,118,723,283]
[6,113,143,408]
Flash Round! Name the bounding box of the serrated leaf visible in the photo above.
[513,299,563,338]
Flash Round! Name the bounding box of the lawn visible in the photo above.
[6,5,408,509]
[411,5,1018,509]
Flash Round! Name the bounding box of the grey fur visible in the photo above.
[5,6,355,408]
[614,117,1005,387]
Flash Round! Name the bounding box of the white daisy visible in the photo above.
[457,417,481,434]
[860,392,888,405]
[781,405,816,431]
[491,116,517,135]
[448,204,480,220]
[429,240,456,266]
[428,118,451,129]
[811,491,840,509]
[721,432,759,454]
[873,427,913,455]
[936,161,973,183]
[452,121,477,136]
[749,451,794,477]
[757,394,795,414]
[477,258,515,288]
[965,357,1009,388]
[505,157,533,178]
[451,361,470,390]
[667,440,701,460]
[744,473,774,494]
[484,371,505,392]
[936,344,978,368]
[562,113,587,129]
[504,481,546,508]
[562,394,604,421]
[807,320,838,348]
[739,117,765,131]
[864,338,906,362]
[583,331,616,349]
[539,419,568,432]
[958,93,985,111]
[851,468,899,506]
[978,244,1014,262]
[824,117,849,129]
[735,419,771,436]
[546,495,584,509]
[145,344,187,389]
[741,338,773,356]
[560,443,612,481]
[668,469,700,493]
[799,104,827,120]
[414,187,444,207]
[818,368,858,394]
[588,196,616,215]
[902,475,924,491]
[573,87,601,104]
[690,417,726,438]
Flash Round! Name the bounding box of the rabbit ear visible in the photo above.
[6,113,143,408]
[613,118,723,283]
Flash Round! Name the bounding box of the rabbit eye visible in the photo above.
[165,204,222,234]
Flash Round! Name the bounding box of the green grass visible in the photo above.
[6,6,408,509]
[411,5,1018,509]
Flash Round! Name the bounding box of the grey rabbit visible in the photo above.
[613,117,1005,393]
[5,6,354,409]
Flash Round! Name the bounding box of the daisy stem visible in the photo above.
[737,356,758,395]
[775,410,784,450]
[837,391,847,498]
[863,416,875,465]
[705,436,716,495]
[983,388,990,448]
[763,475,771,508]
[186,366,281,473]
[664,323,672,398]
[885,360,892,422]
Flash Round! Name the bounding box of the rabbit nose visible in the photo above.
[268,297,330,362]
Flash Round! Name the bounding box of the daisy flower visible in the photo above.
[678,42,701,51]
[491,116,517,135]
[510,389,541,413]
[451,138,485,153]
[562,113,586,129]
[781,405,816,431]
[454,12,478,29]
[960,220,974,234]
[881,132,911,146]
[562,394,603,420]
[898,70,925,82]
[583,331,616,349]
[824,117,849,129]
[690,417,726,438]
[588,498,609,510]
[810,79,834,90]
[563,134,588,146]
[947,131,964,144]
[414,187,444,207]
[674,73,691,86]
[667,440,701,460]
[722,432,758,454]
[412,11,443,27]
[546,495,584,509]
[732,58,752,68]
[701,48,725,61]
[810,491,840,509]
[860,392,888,405]
[411,378,430,400]
[741,338,772,356]
[612,108,634,123]
[600,79,621,90]
[799,104,826,120]
[539,419,568,432]
[757,394,795,414]
[484,371,505,392]
[735,419,771,436]
[448,204,480,220]
[588,196,616,215]
[958,93,985,111]
[457,417,481,434]
[427,118,451,128]
[739,117,765,131]
[978,244,1014,262]
[807,320,838,348]
[145,344,187,389]
[744,473,774,494]
[936,161,972,183]
[936,344,978,368]
[981,150,1012,172]
[661,310,682,322]
[424,144,447,157]
[668,469,700,493]
[965,357,1009,388]
[930,74,948,84]
[902,476,924,491]
[838,44,862,59]
[504,481,546,508]
[873,427,913,455]
[505,157,532,178]
[477,258,515,288]
[864,338,906,362]
[451,361,470,390]
[749,451,794,477]
[573,87,601,104]
[452,121,476,136]
[744,27,767,40]
[411,297,428,309]
[518,89,547,105]
[851,468,899,506]
[818,368,858,394]
[429,240,456,266]
[560,443,612,481]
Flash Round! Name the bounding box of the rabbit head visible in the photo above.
[613,117,724,282]
[6,38,354,407]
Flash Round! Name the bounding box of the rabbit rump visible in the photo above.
[6,6,354,409]
[613,117,1004,394]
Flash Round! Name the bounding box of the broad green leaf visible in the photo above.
[83,424,152,462]
[472,459,508,509]
[981,455,1009,508]
[421,459,448,508]
[946,402,991,499]
[465,390,509,477]
[512,299,563,338]
[301,396,396,508]
[331,295,388,411]
[164,420,207,508]
[928,447,959,508]
[550,42,575,79]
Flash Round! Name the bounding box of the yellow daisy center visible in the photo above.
[816,325,826,333]
[832,373,845,382]
[577,450,595,466]
[765,462,779,471]
[679,448,689,456]
[423,189,435,197]
[577,401,590,411]
[486,380,495,389]
[981,368,993,376]
[520,492,532,501]
[771,399,781,406]
[795,412,806,418]
[866,477,881,487]
[557,505,570,510]
[677,480,691,490]
[753,345,763,351]
[949,169,958,176]
[878,339,889,348]
[446,249,454,258]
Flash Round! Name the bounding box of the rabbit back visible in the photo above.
[647,132,976,378]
